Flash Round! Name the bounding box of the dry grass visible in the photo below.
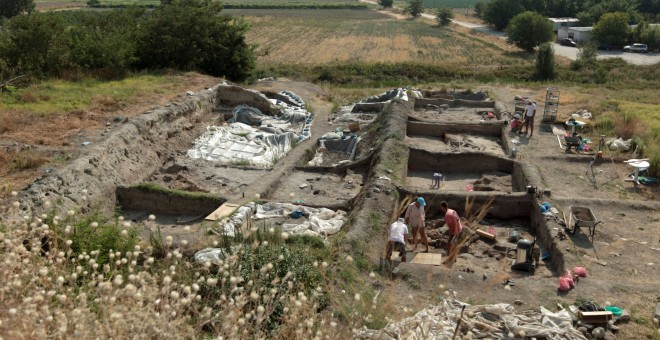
[237,9,523,67]
[0,202,367,339]
[0,149,49,173]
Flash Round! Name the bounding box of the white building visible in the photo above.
[557,27,593,43]
[548,18,580,32]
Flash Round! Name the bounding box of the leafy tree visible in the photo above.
[571,42,598,70]
[632,20,648,42]
[138,0,255,81]
[545,0,585,17]
[0,0,34,19]
[436,7,453,26]
[378,0,393,8]
[474,2,486,18]
[535,42,555,80]
[483,0,525,30]
[0,13,71,76]
[406,0,424,18]
[638,23,660,50]
[66,9,144,73]
[592,12,630,46]
[576,0,640,25]
[505,11,553,52]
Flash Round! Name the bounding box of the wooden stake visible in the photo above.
[452,305,466,339]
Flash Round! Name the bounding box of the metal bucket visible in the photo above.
[509,229,520,242]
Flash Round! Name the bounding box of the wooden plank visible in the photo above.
[205,202,241,221]
[475,229,496,240]
[578,311,612,324]
[411,253,443,266]
[551,124,566,135]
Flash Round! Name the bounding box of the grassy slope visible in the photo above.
[0,74,174,115]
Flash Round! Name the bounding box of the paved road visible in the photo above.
[552,44,660,65]
[450,19,660,65]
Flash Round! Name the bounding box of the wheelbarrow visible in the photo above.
[568,206,601,238]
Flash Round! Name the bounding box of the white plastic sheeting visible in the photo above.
[187,123,294,167]
[213,202,347,238]
[254,202,346,236]
[357,299,587,340]
[216,202,256,237]
[188,90,313,166]
[193,247,234,264]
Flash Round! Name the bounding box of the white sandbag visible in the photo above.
[307,151,323,166]
[194,248,230,264]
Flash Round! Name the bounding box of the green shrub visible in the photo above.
[534,42,555,80]
[436,7,453,26]
[54,212,140,265]
[379,0,393,8]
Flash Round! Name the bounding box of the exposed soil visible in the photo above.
[410,107,498,124]
[0,73,221,192]
[3,79,659,339]
[405,134,506,156]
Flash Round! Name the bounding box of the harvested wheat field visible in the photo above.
[227,9,523,67]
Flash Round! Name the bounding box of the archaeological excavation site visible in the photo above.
[5,80,660,339]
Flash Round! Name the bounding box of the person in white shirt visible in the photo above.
[386,218,409,263]
[521,99,536,137]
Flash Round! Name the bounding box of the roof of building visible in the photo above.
[569,27,593,32]
[548,17,580,23]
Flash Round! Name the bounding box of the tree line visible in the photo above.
[476,0,660,30]
[0,0,256,82]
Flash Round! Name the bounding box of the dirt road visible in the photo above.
[361,0,660,65]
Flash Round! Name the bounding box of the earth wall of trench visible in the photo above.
[6,85,224,221]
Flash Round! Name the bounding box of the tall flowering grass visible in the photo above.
[0,197,377,339]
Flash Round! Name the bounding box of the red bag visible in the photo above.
[573,267,588,277]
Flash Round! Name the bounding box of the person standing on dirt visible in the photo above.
[405,197,429,252]
[440,201,463,262]
[386,218,409,264]
[521,99,536,137]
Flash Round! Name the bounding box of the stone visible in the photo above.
[618,309,631,323]
[603,331,616,340]
[592,327,605,339]
[581,323,595,331]
[514,300,523,305]
[577,327,588,336]
[655,303,660,322]
[373,187,381,193]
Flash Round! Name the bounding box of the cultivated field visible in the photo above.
[231,9,523,66]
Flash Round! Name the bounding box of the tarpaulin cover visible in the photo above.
[212,202,347,238]
[356,299,587,340]
[187,123,294,167]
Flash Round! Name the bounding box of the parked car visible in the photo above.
[559,38,577,47]
[623,43,648,52]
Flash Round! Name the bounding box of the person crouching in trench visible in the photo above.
[440,201,463,265]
